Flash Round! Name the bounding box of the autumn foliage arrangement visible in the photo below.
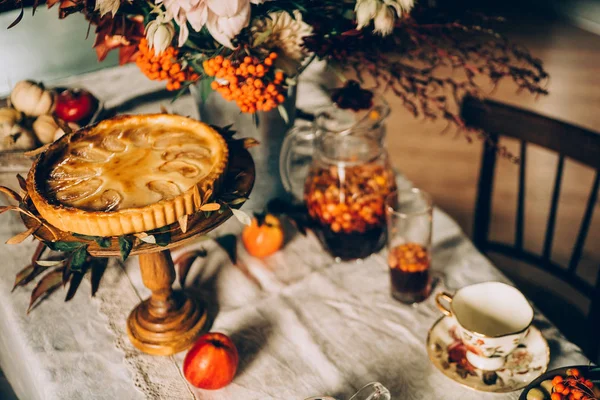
[8,0,548,130]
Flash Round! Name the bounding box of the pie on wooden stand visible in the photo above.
[19,113,255,355]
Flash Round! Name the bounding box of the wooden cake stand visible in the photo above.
[21,144,255,356]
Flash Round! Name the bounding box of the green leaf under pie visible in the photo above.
[118,236,133,261]
[48,241,84,252]
[73,233,112,248]
[94,237,112,248]
[70,245,88,271]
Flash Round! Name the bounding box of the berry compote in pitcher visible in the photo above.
[281,92,396,260]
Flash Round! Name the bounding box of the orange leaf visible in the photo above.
[6,225,38,244]
[202,188,213,204]
[0,205,18,215]
[23,144,50,157]
[200,203,221,212]
[192,185,202,209]
[178,215,189,233]
[0,186,22,203]
[242,138,260,149]
[28,269,63,313]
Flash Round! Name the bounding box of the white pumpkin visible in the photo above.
[0,119,36,151]
[0,107,22,126]
[33,115,60,144]
[53,122,79,142]
[10,80,56,117]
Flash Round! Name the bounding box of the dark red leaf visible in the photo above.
[118,45,139,65]
[174,249,207,287]
[7,5,24,29]
[31,242,46,265]
[16,174,27,191]
[12,264,44,291]
[12,243,50,291]
[27,269,63,313]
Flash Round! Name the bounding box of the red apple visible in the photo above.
[54,89,95,123]
[183,332,239,390]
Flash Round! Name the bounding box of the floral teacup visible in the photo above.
[435,282,534,371]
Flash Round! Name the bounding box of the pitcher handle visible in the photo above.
[435,292,454,317]
[279,123,315,199]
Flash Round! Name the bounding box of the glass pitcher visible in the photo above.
[280,96,397,260]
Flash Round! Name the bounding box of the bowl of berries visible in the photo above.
[520,366,600,400]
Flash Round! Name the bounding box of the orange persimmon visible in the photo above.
[242,214,284,258]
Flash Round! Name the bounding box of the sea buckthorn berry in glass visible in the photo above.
[304,163,396,260]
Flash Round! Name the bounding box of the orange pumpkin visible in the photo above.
[242,214,284,258]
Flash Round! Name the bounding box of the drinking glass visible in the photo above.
[386,188,433,304]
[304,382,391,400]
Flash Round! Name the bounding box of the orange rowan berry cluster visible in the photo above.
[136,39,199,91]
[548,369,599,400]
[203,53,286,113]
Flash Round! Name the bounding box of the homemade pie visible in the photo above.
[27,114,229,237]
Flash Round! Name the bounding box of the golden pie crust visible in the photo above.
[27,114,229,237]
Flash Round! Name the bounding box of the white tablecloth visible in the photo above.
[0,65,589,400]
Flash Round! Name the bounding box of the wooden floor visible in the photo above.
[383,16,600,354]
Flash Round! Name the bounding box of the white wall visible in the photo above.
[0,7,118,96]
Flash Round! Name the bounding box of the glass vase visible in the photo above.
[189,83,297,212]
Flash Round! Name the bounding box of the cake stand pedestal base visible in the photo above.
[126,250,208,356]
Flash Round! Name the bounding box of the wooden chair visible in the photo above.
[461,96,600,360]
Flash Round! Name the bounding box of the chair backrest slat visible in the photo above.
[461,97,600,170]
[542,155,565,261]
[461,96,600,360]
[568,171,600,272]
[515,141,527,250]
[473,134,498,250]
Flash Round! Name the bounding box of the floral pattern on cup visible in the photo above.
[459,327,531,358]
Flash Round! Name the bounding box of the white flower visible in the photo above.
[252,10,313,72]
[157,0,272,48]
[146,14,176,55]
[159,0,208,46]
[95,0,120,17]
[355,0,379,30]
[373,4,395,35]
[354,0,415,35]
[205,0,251,49]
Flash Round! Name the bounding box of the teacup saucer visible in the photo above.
[427,316,550,393]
